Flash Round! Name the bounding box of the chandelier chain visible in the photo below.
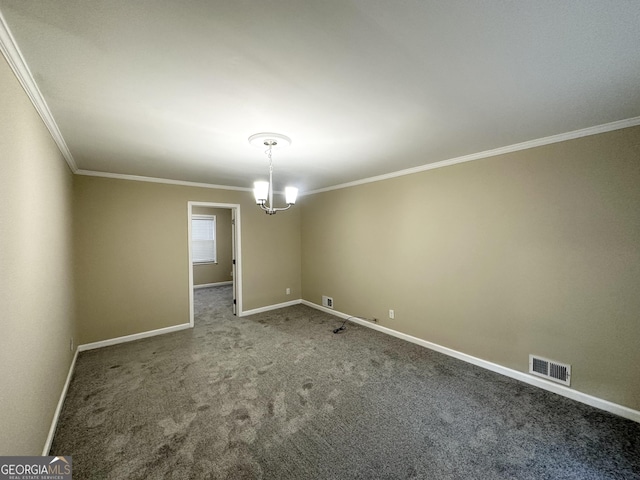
[265,144,273,168]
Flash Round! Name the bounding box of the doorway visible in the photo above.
[187,201,242,327]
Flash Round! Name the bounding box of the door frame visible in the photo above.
[187,201,242,327]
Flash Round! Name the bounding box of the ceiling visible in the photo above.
[1,1,639,193]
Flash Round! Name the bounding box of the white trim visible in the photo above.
[241,299,302,317]
[76,169,252,192]
[0,11,78,173]
[304,116,640,196]
[188,202,243,325]
[42,349,79,455]
[301,300,640,424]
[194,281,233,289]
[77,323,191,352]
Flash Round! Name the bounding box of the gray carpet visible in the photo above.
[51,285,640,479]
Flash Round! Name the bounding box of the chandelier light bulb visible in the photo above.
[285,187,298,205]
[253,181,269,204]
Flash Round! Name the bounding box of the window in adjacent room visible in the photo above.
[192,214,216,263]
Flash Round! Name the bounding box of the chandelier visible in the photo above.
[249,133,298,215]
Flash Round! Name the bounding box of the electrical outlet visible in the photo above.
[389,309,394,319]
[286,287,291,295]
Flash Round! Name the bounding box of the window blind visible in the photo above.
[192,215,216,263]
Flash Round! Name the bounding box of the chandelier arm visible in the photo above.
[258,202,292,214]
[270,204,293,212]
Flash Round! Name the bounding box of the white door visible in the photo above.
[231,208,237,315]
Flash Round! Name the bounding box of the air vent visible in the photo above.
[322,295,333,309]
[529,355,571,386]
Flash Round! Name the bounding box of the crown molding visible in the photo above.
[75,169,253,192]
[304,116,640,196]
[0,11,78,173]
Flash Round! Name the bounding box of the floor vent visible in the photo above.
[529,355,571,386]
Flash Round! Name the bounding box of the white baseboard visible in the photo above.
[77,323,192,352]
[194,281,232,289]
[43,349,79,455]
[301,300,640,424]
[241,299,301,317]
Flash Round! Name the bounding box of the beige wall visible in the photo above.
[301,126,640,411]
[192,207,233,286]
[74,176,301,344]
[0,56,77,454]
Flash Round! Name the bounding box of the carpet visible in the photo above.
[51,285,640,479]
